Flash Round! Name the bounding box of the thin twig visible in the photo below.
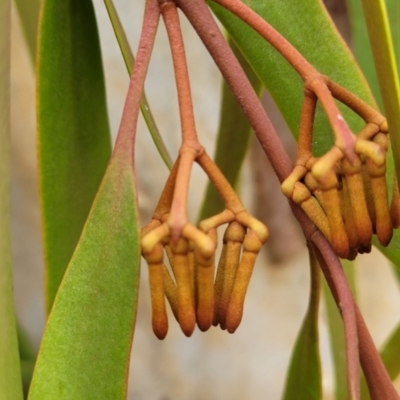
[114,0,160,159]
[104,0,173,169]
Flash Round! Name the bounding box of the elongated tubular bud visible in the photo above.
[390,173,400,228]
[316,170,349,258]
[213,243,227,326]
[366,158,393,246]
[341,157,373,249]
[361,163,376,228]
[163,265,179,322]
[218,222,246,330]
[340,179,359,260]
[143,243,169,340]
[188,244,196,305]
[195,229,217,331]
[170,238,196,336]
[225,230,261,333]
[292,182,331,240]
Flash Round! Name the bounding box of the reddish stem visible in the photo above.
[114,0,160,159]
[160,0,199,147]
[310,230,360,400]
[175,0,292,183]
[211,0,317,80]
[355,305,400,400]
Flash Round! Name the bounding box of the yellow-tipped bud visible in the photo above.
[144,244,168,340]
[217,222,246,330]
[225,230,261,333]
[195,229,217,331]
[341,157,373,249]
[170,238,196,337]
[366,159,392,246]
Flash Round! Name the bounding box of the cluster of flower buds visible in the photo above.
[282,123,398,260]
[141,155,268,339]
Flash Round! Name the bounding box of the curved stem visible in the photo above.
[355,304,400,400]
[114,0,160,159]
[197,151,244,214]
[104,0,173,169]
[160,0,199,146]
[176,0,293,182]
[310,231,360,400]
[168,148,196,241]
[211,0,317,80]
[297,90,317,163]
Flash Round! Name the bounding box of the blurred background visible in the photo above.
[10,0,400,398]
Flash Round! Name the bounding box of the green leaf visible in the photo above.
[13,0,41,62]
[379,321,400,381]
[282,249,322,400]
[17,322,36,396]
[347,0,383,109]
[324,260,356,400]
[209,0,375,157]
[358,0,400,184]
[28,150,141,399]
[37,0,112,313]
[198,37,261,220]
[0,0,24,398]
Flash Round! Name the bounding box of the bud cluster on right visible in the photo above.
[282,126,399,260]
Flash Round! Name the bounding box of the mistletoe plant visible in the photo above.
[1,0,400,399]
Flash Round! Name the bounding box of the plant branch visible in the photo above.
[104,0,173,169]
[211,0,317,80]
[175,1,398,397]
[113,0,160,160]
[160,0,200,146]
[175,0,292,182]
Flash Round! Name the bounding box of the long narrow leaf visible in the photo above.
[379,322,400,381]
[359,0,400,184]
[37,0,112,313]
[13,0,41,62]
[199,37,261,220]
[0,0,24,398]
[282,248,322,400]
[27,155,141,399]
[28,0,159,395]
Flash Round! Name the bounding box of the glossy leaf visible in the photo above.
[37,0,112,313]
[199,38,261,220]
[358,0,400,184]
[0,0,24,398]
[28,151,141,399]
[13,0,41,62]
[282,250,322,400]
[209,0,375,157]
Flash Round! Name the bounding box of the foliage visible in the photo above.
[2,0,400,399]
